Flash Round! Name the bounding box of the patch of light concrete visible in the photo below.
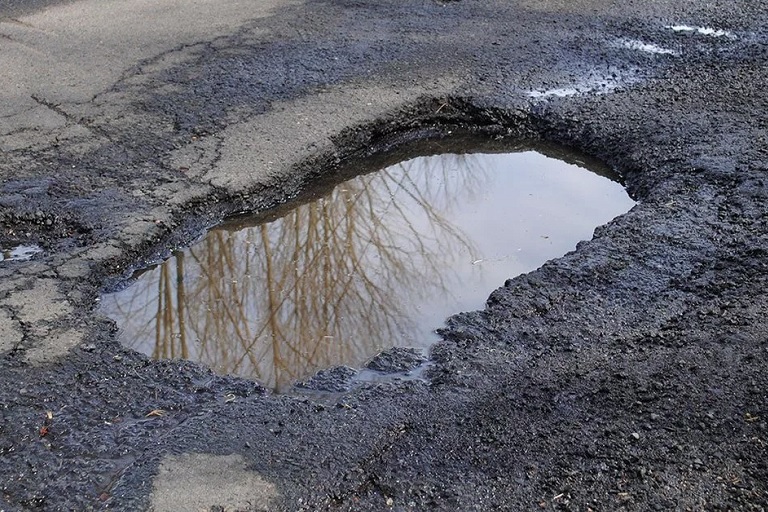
[202,80,459,192]
[151,453,279,512]
[0,0,302,151]
[2,278,72,324]
[614,38,678,55]
[0,277,88,365]
[23,327,83,364]
[0,309,23,353]
[667,25,734,38]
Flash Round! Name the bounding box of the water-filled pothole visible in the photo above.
[101,149,635,392]
[0,245,43,262]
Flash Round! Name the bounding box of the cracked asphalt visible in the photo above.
[0,0,767,510]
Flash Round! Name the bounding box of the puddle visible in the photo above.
[0,245,43,262]
[100,149,635,392]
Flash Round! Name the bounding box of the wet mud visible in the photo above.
[0,0,767,510]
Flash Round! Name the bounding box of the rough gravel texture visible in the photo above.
[0,0,767,510]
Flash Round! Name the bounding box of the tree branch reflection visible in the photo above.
[103,154,488,391]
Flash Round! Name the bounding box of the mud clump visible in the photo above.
[295,365,359,393]
[365,347,427,374]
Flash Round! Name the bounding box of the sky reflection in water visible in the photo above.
[100,151,635,391]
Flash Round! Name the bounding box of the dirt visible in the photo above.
[0,0,767,510]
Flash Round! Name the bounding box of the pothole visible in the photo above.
[100,147,635,392]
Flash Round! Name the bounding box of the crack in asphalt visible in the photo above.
[30,94,114,142]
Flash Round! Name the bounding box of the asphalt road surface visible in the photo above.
[0,0,766,510]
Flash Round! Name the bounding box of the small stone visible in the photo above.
[631,432,641,440]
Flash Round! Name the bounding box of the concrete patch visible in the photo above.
[0,0,300,149]
[23,327,83,365]
[0,278,84,364]
[56,258,91,279]
[2,278,72,324]
[150,453,278,512]
[82,242,124,264]
[0,308,23,352]
[200,82,459,193]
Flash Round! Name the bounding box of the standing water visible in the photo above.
[100,150,635,391]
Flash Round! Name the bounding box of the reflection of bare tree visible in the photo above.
[102,154,489,392]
